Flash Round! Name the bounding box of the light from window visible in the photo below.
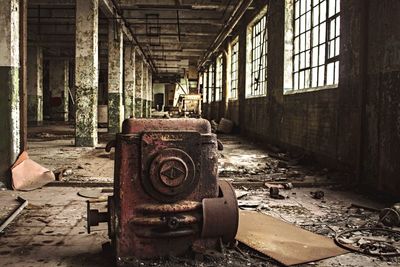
[215,55,223,101]
[202,72,207,103]
[293,0,340,90]
[250,15,267,97]
[231,40,239,99]
[208,64,214,102]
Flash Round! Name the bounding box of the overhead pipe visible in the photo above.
[109,0,157,74]
[198,0,254,69]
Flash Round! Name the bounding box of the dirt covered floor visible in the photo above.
[0,123,399,266]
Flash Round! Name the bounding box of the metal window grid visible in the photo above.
[215,55,223,101]
[208,64,215,103]
[230,41,239,99]
[250,15,267,97]
[293,0,340,90]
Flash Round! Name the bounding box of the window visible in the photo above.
[208,64,214,102]
[215,55,223,101]
[293,0,340,90]
[249,15,267,97]
[202,72,208,103]
[230,40,239,99]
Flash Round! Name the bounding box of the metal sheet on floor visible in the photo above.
[236,210,348,266]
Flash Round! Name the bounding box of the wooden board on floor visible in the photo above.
[236,210,348,266]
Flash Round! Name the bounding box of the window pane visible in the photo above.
[312,67,318,87]
[319,44,325,65]
[327,62,334,84]
[320,1,326,22]
[318,66,325,86]
[320,22,326,44]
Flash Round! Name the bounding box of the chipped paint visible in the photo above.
[27,46,43,124]
[49,60,69,121]
[0,0,20,183]
[107,21,124,133]
[124,45,136,118]
[75,0,99,147]
[135,55,144,117]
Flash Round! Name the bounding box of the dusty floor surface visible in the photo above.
[0,122,399,266]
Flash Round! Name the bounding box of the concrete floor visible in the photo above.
[0,122,398,266]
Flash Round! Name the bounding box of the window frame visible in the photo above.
[208,63,215,103]
[215,54,223,102]
[290,0,341,93]
[246,8,268,98]
[230,38,239,100]
[202,71,208,103]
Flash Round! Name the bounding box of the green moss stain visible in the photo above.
[75,86,97,147]
[0,67,20,183]
[28,95,43,124]
[108,92,123,133]
[135,98,143,118]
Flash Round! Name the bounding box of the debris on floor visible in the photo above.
[0,197,28,233]
[217,118,234,134]
[11,151,55,191]
[4,125,398,267]
[236,210,348,266]
[335,228,400,257]
[379,203,400,227]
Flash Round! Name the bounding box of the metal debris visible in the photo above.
[311,190,325,199]
[379,203,400,227]
[335,228,400,257]
[0,197,28,233]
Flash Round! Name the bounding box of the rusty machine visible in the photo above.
[87,118,238,263]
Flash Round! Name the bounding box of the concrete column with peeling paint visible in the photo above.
[142,64,148,117]
[148,70,153,117]
[0,0,20,183]
[123,44,135,119]
[135,54,143,118]
[27,46,43,124]
[75,0,98,147]
[107,22,124,133]
[49,60,69,121]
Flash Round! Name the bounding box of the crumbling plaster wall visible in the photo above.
[203,0,400,197]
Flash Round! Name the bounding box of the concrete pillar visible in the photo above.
[49,59,69,121]
[148,70,153,117]
[135,55,143,118]
[107,22,123,133]
[75,0,98,147]
[0,0,20,183]
[142,64,148,117]
[222,51,229,117]
[123,44,135,119]
[27,46,43,124]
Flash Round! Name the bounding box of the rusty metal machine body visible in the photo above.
[88,118,238,263]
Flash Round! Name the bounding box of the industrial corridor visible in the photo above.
[0,0,399,266]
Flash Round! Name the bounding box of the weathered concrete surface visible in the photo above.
[142,65,148,117]
[362,0,400,196]
[123,44,135,118]
[202,0,400,197]
[0,0,20,185]
[49,60,69,121]
[135,55,143,117]
[75,0,98,147]
[107,22,123,133]
[0,129,397,266]
[27,46,43,124]
[148,70,153,116]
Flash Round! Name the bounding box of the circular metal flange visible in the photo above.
[201,180,239,243]
[144,148,198,202]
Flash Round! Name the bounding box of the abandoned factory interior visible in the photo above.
[1,0,400,266]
